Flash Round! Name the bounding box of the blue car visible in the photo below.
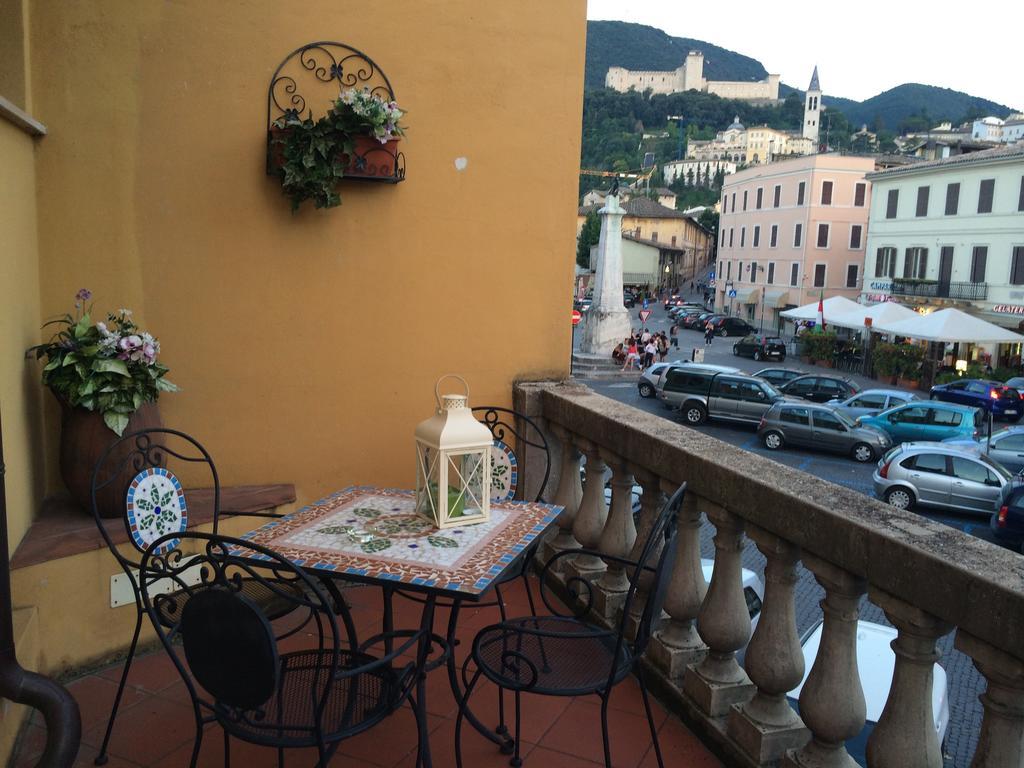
[857,401,983,443]
[929,379,1024,422]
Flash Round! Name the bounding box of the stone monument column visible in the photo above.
[579,194,632,355]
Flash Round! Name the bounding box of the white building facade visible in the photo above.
[663,158,737,186]
[605,50,781,102]
[862,145,1024,360]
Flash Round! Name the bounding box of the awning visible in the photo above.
[779,296,862,321]
[873,307,1024,343]
[827,301,918,331]
[762,289,790,308]
[732,287,759,304]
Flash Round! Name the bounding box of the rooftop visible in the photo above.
[867,143,1024,180]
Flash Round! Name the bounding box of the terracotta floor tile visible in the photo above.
[97,648,181,694]
[539,698,660,768]
[151,731,323,768]
[427,715,537,768]
[64,673,148,733]
[455,679,575,746]
[518,746,606,767]
[605,675,668,726]
[80,695,198,765]
[638,717,723,768]
[335,708,444,767]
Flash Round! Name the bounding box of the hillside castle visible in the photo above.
[605,51,780,102]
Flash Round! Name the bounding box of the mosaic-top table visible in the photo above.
[240,486,560,600]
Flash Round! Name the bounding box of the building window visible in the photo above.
[740,227,746,248]
[671,235,677,246]
[738,261,744,279]
[971,246,988,283]
[813,264,826,287]
[790,263,799,287]
[651,231,658,242]
[749,262,757,283]
[1012,247,1024,285]
[753,225,761,248]
[854,183,866,207]
[886,189,899,219]
[915,186,930,217]
[729,228,734,247]
[978,178,995,213]
[821,180,833,205]
[756,187,763,209]
[721,228,726,247]
[875,247,897,278]
[743,190,748,211]
[773,185,781,208]
[846,264,859,288]
[727,261,732,279]
[719,260,723,277]
[849,224,862,249]
[816,223,830,248]
[731,192,736,212]
[903,247,928,279]
[770,224,778,248]
[945,182,960,215]
[794,223,803,248]
[767,262,775,284]
[1018,176,1024,212]
[797,181,806,206]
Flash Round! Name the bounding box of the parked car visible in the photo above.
[858,402,983,444]
[991,481,1024,551]
[929,378,1024,421]
[711,316,755,337]
[827,389,920,420]
[788,620,949,767]
[623,291,637,308]
[943,425,1024,473]
[1005,377,1024,390]
[732,334,786,362]
[683,312,719,330]
[757,402,892,463]
[753,367,808,388]
[872,442,1014,514]
[779,374,860,403]
[658,366,784,426]
[574,298,592,312]
[638,362,686,398]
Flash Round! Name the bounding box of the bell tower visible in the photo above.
[803,66,822,147]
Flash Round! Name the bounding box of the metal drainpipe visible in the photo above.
[0,414,81,766]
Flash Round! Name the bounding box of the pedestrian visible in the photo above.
[644,338,657,368]
[657,333,669,362]
[612,342,625,365]
[640,328,652,344]
[689,281,694,292]
[704,319,715,346]
[622,339,640,371]
[669,321,679,349]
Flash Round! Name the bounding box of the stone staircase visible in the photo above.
[570,352,636,379]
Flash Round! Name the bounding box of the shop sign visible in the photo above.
[868,281,893,292]
[993,305,1024,315]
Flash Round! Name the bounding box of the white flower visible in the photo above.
[118,308,133,317]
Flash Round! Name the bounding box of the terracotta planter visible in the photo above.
[343,135,399,178]
[59,402,164,518]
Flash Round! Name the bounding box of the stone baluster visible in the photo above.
[955,630,1024,768]
[565,437,608,584]
[624,467,665,640]
[541,423,583,569]
[783,555,867,768]
[684,503,755,717]
[591,451,637,619]
[649,484,708,680]
[728,525,808,763]
[864,588,951,768]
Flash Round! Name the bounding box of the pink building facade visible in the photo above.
[715,154,875,331]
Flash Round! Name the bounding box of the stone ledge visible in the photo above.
[10,484,296,569]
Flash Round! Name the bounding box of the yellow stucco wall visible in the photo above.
[0,116,46,551]
[28,0,586,507]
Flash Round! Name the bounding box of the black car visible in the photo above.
[992,482,1024,552]
[733,334,787,362]
[684,312,719,330]
[779,374,861,403]
[712,316,755,337]
[753,367,808,387]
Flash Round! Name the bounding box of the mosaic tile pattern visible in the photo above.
[239,487,560,599]
[126,467,188,554]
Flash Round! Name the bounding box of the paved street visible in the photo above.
[574,288,984,766]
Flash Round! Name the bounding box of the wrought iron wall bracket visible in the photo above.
[266,41,405,183]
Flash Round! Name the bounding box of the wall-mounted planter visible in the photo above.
[266,41,406,210]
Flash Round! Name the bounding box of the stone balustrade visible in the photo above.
[514,380,1024,768]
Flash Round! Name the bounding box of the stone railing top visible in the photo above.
[520,380,1024,661]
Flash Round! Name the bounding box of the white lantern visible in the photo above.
[415,375,492,529]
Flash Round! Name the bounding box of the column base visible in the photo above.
[782,739,859,768]
[648,626,707,679]
[563,556,607,614]
[683,661,755,718]
[591,581,628,622]
[538,535,577,575]
[728,703,809,764]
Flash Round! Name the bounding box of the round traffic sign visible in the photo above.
[571,309,582,326]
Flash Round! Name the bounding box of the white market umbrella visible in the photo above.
[873,307,1024,343]
[779,296,862,322]
[827,301,920,331]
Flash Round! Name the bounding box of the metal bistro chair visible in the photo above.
[89,428,343,766]
[138,531,429,767]
[456,482,686,768]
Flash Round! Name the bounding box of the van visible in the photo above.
[657,365,784,426]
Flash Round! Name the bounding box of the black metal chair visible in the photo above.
[89,428,339,765]
[138,531,428,767]
[455,482,686,768]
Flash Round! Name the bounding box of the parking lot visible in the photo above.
[575,294,987,765]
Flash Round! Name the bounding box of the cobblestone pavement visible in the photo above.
[577,290,985,766]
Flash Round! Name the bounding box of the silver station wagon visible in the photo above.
[757,402,892,463]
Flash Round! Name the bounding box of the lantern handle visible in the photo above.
[434,374,470,410]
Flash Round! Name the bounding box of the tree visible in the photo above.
[698,208,719,236]
[576,210,601,268]
[781,91,803,128]
[685,168,695,187]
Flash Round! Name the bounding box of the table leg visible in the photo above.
[414,594,436,768]
[446,599,515,753]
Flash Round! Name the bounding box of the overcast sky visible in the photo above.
[586,0,1022,110]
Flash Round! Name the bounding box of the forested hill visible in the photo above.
[585,20,1015,130]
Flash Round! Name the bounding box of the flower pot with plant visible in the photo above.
[27,290,177,517]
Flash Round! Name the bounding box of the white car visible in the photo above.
[638,361,686,398]
[788,620,949,765]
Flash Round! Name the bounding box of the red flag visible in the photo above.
[816,294,825,330]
